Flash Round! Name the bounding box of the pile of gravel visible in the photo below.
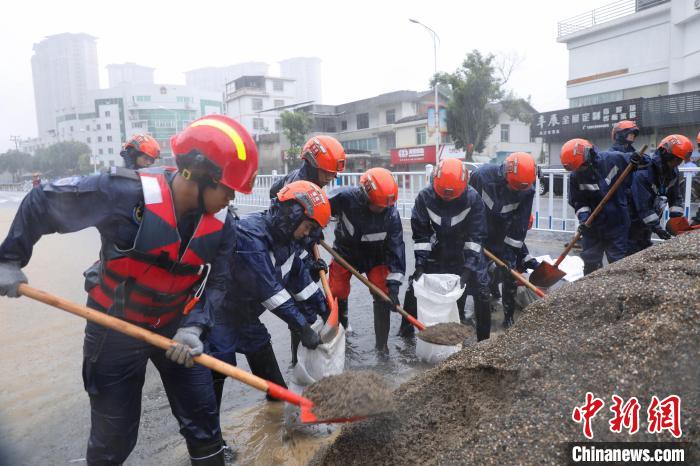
[313,232,700,465]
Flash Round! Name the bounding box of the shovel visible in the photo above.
[529,145,647,288]
[16,283,358,425]
[313,245,339,343]
[319,240,426,331]
[483,248,546,298]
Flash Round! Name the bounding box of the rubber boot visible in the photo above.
[501,275,517,330]
[583,261,602,276]
[456,291,469,324]
[212,370,226,413]
[373,301,390,351]
[245,343,287,401]
[474,297,491,342]
[398,283,417,338]
[338,299,349,330]
[188,440,226,466]
[290,331,300,367]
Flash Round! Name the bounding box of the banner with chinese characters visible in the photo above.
[530,98,644,141]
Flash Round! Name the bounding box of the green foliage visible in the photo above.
[0,141,94,182]
[280,110,312,162]
[0,150,32,181]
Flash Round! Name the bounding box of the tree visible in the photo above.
[433,50,526,161]
[0,150,32,181]
[280,110,312,163]
[33,141,93,177]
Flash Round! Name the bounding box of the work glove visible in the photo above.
[300,324,321,349]
[652,225,672,240]
[523,257,540,270]
[309,257,328,281]
[165,326,203,368]
[411,266,425,282]
[387,281,401,311]
[0,261,28,298]
[577,223,592,238]
[629,151,643,168]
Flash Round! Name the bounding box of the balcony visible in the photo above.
[557,0,669,39]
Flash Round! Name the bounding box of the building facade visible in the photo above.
[185,63,270,93]
[279,57,322,105]
[107,63,155,87]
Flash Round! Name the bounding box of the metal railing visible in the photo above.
[236,166,700,234]
[557,0,669,38]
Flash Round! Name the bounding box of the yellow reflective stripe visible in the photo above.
[190,119,247,161]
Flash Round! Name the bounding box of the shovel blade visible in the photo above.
[299,402,365,424]
[529,262,567,288]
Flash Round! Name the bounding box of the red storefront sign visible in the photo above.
[390,145,436,165]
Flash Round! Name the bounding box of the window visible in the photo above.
[98,149,103,155]
[356,113,369,129]
[106,123,111,130]
[275,119,281,132]
[109,160,115,167]
[274,99,285,108]
[177,96,193,103]
[386,109,396,124]
[272,79,284,91]
[342,138,378,152]
[416,126,427,145]
[253,118,264,130]
[105,110,111,117]
[70,126,74,131]
[341,120,347,131]
[98,136,102,142]
[252,98,263,111]
[108,148,113,154]
[107,136,112,142]
[500,124,510,143]
[96,124,101,130]
[87,137,92,143]
[135,95,151,102]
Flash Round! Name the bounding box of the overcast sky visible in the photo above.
[0,0,606,152]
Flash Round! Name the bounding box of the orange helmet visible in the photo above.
[433,158,468,201]
[658,134,693,162]
[503,152,536,191]
[560,138,594,172]
[611,120,639,141]
[301,135,346,174]
[170,115,259,194]
[124,134,160,160]
[277,180,331,228]
[360,167,398,208]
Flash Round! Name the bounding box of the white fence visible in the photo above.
[237,166,700,233]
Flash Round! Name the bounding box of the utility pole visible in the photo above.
[9,135,21,150]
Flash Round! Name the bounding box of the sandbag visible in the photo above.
[292,318,346,386]
[414,274,464,364]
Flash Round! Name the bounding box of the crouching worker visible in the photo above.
[401,159,491,341]
[0,114,259,465]
[208,180,330,407]
[327,167,406,351]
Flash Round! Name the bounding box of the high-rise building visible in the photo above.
[31,33,99,138]
[107,63,155,87]
[279,57,322,104]
[185,62,269,93]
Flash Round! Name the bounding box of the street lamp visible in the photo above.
[409,18,441,162]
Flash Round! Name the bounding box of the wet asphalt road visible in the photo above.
[0,193,566,465]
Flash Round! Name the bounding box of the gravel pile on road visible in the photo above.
[313,232,700,465]
[417,322,472,346]
[303,371,395,421]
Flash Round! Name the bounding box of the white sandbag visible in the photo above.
[413,273,464,364]
[292,318,346,386]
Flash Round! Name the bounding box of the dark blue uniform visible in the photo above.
[269,161,319,199]
[568,150,633,274]
[628,151,684,253]
[402,184,491,340]
[0,170,234,464]
[469,164,534,327]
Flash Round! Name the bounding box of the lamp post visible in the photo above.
[409,18,440,162]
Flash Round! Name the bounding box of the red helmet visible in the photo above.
[560,138,594,172]
[503,152,536,191]
[433,158,468,201]
[277,180,331,228]
[360,167,398,208]
[301,135,346,174]
[658,134,693,162]
[611,120,639,141]
[170,115,259,194]
[124,134,160,160]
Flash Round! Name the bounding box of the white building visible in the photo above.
[107,63,155,87]
[31,33,100,138]
[279,57,322,105]
[185,62,269,94]
[224,75,297,137]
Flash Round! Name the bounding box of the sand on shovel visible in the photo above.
[416,322,472,345]
[303,371,395,420]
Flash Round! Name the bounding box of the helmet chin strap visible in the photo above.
[181,168,217,213]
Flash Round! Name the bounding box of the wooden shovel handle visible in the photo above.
[554,144,646,266]
[319,240,426,331]
[483,248,546,298]
[16,284,309,407]
[313,245,338,327]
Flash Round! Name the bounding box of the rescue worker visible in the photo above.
[629,135,692,250]
[469,153,537,329]
[0,114,258,466]
[208,180,329,405]
[560,138,643,275]
[327,167,405,351]
[609,120,640,153]
[401,159,491,341]
[120,133,161,169]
